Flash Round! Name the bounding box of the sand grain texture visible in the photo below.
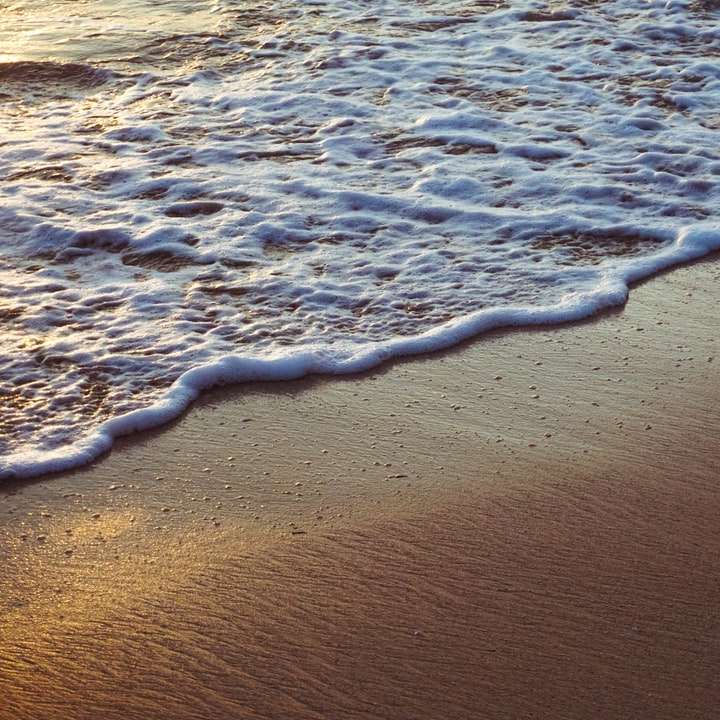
[1,259,720,719]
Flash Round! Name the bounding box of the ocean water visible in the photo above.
[1,0,720,479]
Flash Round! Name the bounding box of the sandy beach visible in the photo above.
[2,257,720,719]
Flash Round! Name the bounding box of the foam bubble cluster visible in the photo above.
[1,0,720,478]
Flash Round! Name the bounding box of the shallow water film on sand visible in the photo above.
[1,0,720,476]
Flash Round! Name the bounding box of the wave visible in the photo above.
[2,0,720,480]
[1,225,719,481]
[0,60,114,104]
[0,60,112,87]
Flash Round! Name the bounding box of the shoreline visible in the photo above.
[2,257,720,718]
[5,232,720,484]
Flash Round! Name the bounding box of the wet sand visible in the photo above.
[2,258,720,719]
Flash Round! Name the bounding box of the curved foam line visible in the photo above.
[2,225,719,481]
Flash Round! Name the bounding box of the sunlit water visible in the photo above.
[1,0,720,478]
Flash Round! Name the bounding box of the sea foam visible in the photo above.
[1,0,719,479]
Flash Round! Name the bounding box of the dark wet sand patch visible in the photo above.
[531,229,666,264]
[164,201,224,218]
[121,250,199,272]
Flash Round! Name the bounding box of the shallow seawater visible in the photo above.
[1,0,720,477]
[0,1,223,65]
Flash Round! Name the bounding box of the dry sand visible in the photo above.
[1,258,720,719]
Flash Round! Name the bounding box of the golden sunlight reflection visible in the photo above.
[0,0,224,65]
[3,503,257,637]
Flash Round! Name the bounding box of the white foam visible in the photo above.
[1,0,720,479]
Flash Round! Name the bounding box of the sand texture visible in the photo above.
[1,259,720,719]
